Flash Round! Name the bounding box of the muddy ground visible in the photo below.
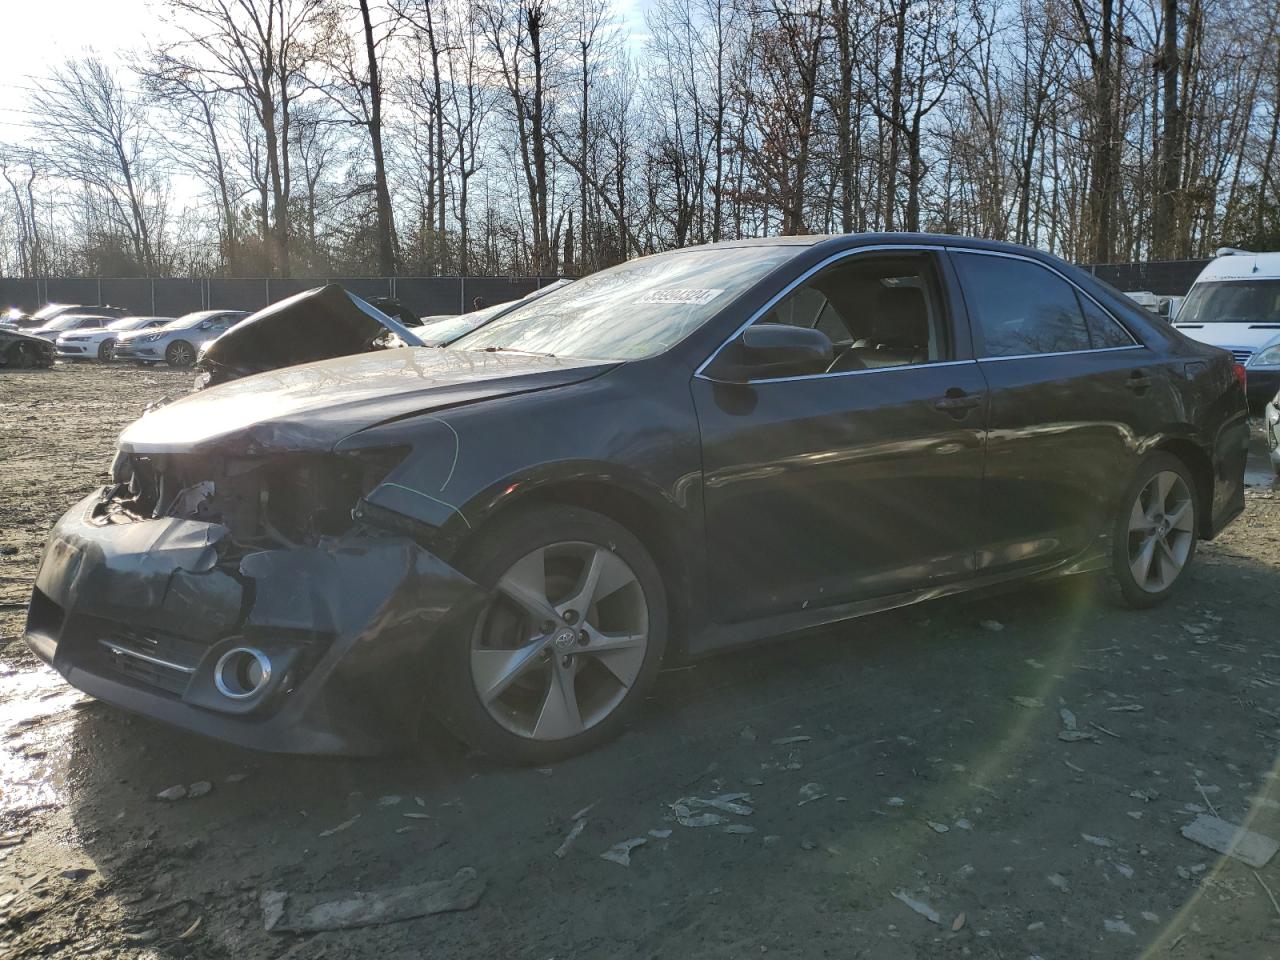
[3,362,1280,960]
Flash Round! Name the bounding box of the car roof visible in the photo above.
[1193,250,1280,282]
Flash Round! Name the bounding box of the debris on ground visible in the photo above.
[723,824,756,834]
[772,735,812,745]
[648,829,672,839]
[554,819,587,859]
[979,620,1004,632]
[187,780,213,799]
[886,797,905,807]
[1104,917,1136,935]
[798,783,826,806]
[672,793,754,826]
[951,912,966,931]
[156,785,186,801]
[1058,708,1099,743]
[261,867,485,932]
[318,815,361,838]
[1180,814,1279,868]
[892,890,942,924]
[1129,788,1159,803]
[600,837,647,867]
[1011,696,1044,708]
[1047,873,1069,892]
[926,821,949,834]
[1081,833,1115,848]
[1107,703,1143,712]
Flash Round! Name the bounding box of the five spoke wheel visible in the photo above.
[471,541,649,741]
[1126,469,1194,594]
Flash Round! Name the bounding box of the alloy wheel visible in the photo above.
[99,339,115,361]
[1126,470,1194,593]
[471,541,649,741]
[168,342,194,366]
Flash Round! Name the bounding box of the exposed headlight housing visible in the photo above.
[1249,344,1280,368]
[141,333,163,342]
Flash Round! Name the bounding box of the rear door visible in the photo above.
[949,250,1155,572]
[693,247,989,623]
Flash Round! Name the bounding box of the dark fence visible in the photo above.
[0,276,562,319]
[1084,259,1211,296]
[0,258,1214,317]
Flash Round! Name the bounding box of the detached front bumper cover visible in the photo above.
[25,489,486,755]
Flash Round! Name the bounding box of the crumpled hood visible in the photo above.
[119,347,614,454]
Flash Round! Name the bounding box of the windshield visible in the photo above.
[109,316,158,331]
[40,314,90,331]
[1178,279,1280,324]
[452,247,795,360]
[166,311,220,330]
[417,304,508,344]
[32,304,70,321]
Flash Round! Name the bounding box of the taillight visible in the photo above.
[1234,363,1247,390]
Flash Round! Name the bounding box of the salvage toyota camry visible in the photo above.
[25,234,1250,763]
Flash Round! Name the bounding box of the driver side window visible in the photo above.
[751,252,948,374]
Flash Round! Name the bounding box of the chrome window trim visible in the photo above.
[693,242,950,383]
[732,358,980,386]
[977,344,1146,362]
[944,246,1141,350]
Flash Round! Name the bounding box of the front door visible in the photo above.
[693,249,988,623]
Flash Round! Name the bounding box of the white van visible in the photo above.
[1175,248,1280,406]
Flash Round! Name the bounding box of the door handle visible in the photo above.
[1124,370,1153,392]
[933,389,984,413]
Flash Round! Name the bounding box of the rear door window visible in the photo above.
[953,253,1092,357]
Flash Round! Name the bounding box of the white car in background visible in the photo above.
[54,315,174,361]
[1174,247,1280,407]
[114,309,250,367]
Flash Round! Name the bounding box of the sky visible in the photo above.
[0,0,160,140]
[0,0,650,143]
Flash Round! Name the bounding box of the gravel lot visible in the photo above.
[3,363,1280,959]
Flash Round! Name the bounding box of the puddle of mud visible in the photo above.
[0,661,84,813]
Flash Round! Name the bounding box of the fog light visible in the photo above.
[214,647,272,699]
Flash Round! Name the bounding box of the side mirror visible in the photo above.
[725,324,834,380]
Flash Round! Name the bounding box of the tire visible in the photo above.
[97,339,115,361]
[165,340,195,367]
[1105,452,1199,608]
[431,505,668,764]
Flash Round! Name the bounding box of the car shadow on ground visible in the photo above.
[53,552,1280,959]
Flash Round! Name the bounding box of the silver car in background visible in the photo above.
[54,316,174,361]
[114,309,249,367]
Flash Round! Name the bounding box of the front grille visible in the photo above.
[1231,349,1252,364]
[98,627,207,697]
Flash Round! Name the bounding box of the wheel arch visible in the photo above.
[459,472,697,655]
[1151,436,1215,538]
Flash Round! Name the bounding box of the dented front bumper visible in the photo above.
[25,489,486,755]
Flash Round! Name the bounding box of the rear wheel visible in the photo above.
[97,339,115,361]
[166,340,195,367]
[432,506,668,763]
[1105,453,1198,608]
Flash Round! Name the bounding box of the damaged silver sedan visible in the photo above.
[25,235,1250,763]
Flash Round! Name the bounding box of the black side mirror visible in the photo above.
[722,324,833,380]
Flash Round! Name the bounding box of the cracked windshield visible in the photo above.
[2,1,1280,958]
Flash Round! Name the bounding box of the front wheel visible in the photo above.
[166,340,195,367]
[98,339,115,361]
[1105,453,1198,608]
[432,505,668,764]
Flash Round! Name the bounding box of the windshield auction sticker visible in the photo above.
[635,288,725,305]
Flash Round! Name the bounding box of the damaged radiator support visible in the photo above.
[103,448,407,552]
